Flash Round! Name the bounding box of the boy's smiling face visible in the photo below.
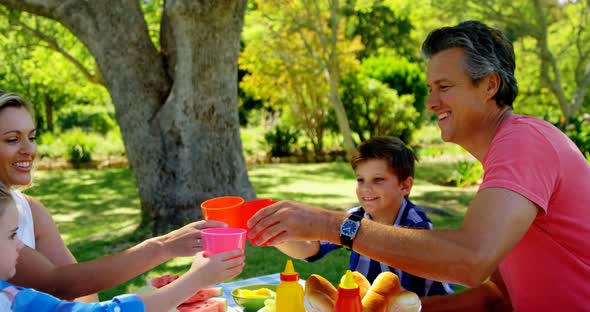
[0,201,23,280]
[355,158,412,224]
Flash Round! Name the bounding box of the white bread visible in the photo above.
[361,272,402,312]
[352,271,371,299]
[387,291,421,312]
[304,274,337,312]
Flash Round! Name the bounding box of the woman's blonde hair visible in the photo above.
[0,183,13,217]
[0,90,34,117]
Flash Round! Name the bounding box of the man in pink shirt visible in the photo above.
[246,20,590,311]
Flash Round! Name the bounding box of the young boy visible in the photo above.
[0,183,245,312]
[276,136,453,296]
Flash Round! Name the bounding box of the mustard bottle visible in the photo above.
[276,259,305,312]
[334,270,362,312]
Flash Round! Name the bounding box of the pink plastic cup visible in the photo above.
[200,196,245,228]
[201,227,247,256]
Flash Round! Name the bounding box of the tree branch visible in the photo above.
[0,0,61,20]
[7,15,104,85]
[533,0,570,118]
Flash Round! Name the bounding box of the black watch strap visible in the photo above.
[340,214,362,249]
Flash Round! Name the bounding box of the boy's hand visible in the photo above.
[159,220,229,258]
[188,250,245,287]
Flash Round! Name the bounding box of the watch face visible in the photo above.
[341,220,359,236]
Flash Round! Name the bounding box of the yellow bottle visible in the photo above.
[276,259,305,312]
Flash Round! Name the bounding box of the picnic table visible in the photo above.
[215,273,306,310]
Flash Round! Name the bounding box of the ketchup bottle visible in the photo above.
[334,270,362,312]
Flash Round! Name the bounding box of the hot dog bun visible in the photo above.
[387,291,421,312]
[361,272,402,312]
[352,271,371,299]
[304,274,337,312]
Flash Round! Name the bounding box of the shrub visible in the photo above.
[340,75,419,143]
[61,128,98,165]
[264,125,299,157]
[447,161,483,187]
[57,105,116,135]
[359,54,428,125]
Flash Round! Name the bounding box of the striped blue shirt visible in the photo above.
[306,199,454,296]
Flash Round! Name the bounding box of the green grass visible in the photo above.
[25,161,473,299]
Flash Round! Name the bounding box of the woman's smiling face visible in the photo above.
[0,106,36,188]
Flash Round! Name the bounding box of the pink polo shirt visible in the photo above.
[480,114,590,311]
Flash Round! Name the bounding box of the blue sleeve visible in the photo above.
[12,288,145,312]
[305,241,342,262]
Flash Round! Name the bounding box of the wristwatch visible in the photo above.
[339,214,362,249]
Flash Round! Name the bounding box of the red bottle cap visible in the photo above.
[280,259,300,282]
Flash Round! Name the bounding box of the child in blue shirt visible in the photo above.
[276,136,453,296]
[0,183,245,312]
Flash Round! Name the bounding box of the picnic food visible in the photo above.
[257,298,276,312]
[177,297,228,312]
[361,271,402,312]
[351,271,371,299]
[304,274,338,312]
[149,274,227,311]
[304,271,420,312]
[236,287,275,298]
[387,291,421,312]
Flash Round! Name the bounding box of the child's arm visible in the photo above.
[275,241,320,260]
[10,220,227,300]
[139,249,245,312]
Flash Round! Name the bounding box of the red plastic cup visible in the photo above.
[200,196,245,228]
[201,228,247,255]
[240,198,277,230]
[243,199,277,243]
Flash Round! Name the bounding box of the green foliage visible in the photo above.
[359,54,427,124]
[94,129,127,157]
[447,161,483,187]
[241,126,269,158]
[264,124,300,157]
[555,113,590,155]
[37,128,125,160]
[342,0,416,59]
[339,74,419,143]
[57,105,116,134]
[61,128,98,165]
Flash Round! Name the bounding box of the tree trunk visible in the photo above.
[0,0,255,235]
[44,94,54,132]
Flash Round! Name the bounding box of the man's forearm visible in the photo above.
[421,281,510,312]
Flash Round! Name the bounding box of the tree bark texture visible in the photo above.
[0,0,255,234]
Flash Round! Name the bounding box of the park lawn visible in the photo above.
[25,161,474,300]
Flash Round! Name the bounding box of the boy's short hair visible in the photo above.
[351,136,417,181]
[0,183,12,217]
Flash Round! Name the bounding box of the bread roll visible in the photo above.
[304,274,337,312]
[387,291,421,312]
[361,272,402,312]
[352,271,371,299]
